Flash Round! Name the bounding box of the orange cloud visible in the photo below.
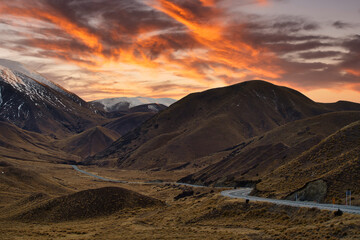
[2,0,358,103]
[256,0,269,5]
[150,0,222,41]
[0,0,283,87]
[149,0,282,80]
[345,69,360,77]
[199,0,216,6]
[0,5,102,53]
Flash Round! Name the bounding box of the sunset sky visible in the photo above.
[0,0,359,102]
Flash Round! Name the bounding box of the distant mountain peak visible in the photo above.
[91,96,176,112]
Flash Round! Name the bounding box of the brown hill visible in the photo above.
[103,112,155,136]
[179,111,360,187]
[0,121,80,163]
[14,187,164,222]
[0,107,155,162]
[129,103,167,113]
[255,120,360,204]
[56,126,120,158]
[89,80,360,169]
[0,163,71,208]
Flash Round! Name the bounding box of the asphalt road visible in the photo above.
[71,165,360,215]
[221,188,360,215]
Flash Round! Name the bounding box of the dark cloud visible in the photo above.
[333,21,353,29]
[267,41,333,53]
[146,81,205,92]
[272,19,319,32]
[238,16,333,56]
[243,15,319,31]
[275,60,359,88]
[339,35,360,73]
[299,51,343,59]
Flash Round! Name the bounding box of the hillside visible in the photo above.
[103,112,156,136]
[56,126,121,158]
[179,111,360,188]
[254,120,360,204]
[0,121,80,163]
[13,187,164,222]
[89,80,360,169]
[0,162,71,209]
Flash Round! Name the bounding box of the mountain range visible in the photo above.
[91,97,176,112]
[0,59,103,137]
[0,59,170,161]
[1,59,360,204]
[87,80,360,203]
[89,81,360,169]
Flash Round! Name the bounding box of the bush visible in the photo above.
[174,190,194,200]
[334,209,343,217]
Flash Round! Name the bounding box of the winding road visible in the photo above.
[72,165,127,183]
[71,165,360,215]
[222,188,360,215]
[71,165,206,187]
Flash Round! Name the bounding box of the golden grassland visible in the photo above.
[1,159,360,240]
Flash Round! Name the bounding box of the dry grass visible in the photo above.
[257,120,360,204]
[1,159,360,239]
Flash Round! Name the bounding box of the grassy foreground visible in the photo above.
[1,161,359,240]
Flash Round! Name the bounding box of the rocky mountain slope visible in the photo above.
[0,61,105,137]
[0,59,170,160]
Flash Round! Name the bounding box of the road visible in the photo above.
[71,165,127,183]
[71,165,207,187]
[71,165,360,215]
[221,188,360,215]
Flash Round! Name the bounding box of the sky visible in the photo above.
[0,0,359,102]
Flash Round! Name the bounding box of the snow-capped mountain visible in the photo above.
[0,59,84,104]
[0,59,65,93]
[0,60,104,137]
[91,97,176,112]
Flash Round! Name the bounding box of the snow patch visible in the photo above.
[0,86,3,106]
[148,104,159,111]
[92,97,176,112]
[0,65,25,88]
[0,59,68,95]
[17,102,24,117]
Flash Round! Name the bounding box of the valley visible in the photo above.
[0,60,360,239]
[1,158,360,239]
